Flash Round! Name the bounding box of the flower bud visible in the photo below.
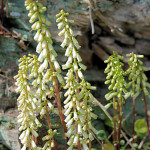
[47,101,54,109]
[33,5,37,11]
[58,28,65,37]
[57,22,64,29]
[48,43,53,51]
[79,63,87,71]
[29,12,38,23]
[72,37,81,49]
[64,95,71,104]
[31,22,37,30]
[65,45,72,56]
[42,48,47,58]
[64,107,72,116]
[28,12,34,17]
[31,139,36,148]
[19,131,26,140]
[31,129,38,137]
[78,70,84,80]
[38,33,43,42]
[36,42,42,53]
[34,30,40,41]
[67,135,74,146]
[73,135,78,145]
[72,47,77,58]
[46,30,51,38]
[54,61,60,72]
[74,111,78,121]
[39,7,47,13]
[73,62,78,71]
[35,22,41,29]
[69,28,74,35]
[57,74,64,85]
[65,113,72,123]
[42,39,47,48]
[66,126,74,137]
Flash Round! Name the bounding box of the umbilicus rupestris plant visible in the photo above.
[126,53,150,143]
[56,10,97,150]
[104,52,128,149]
[15,0,69,149]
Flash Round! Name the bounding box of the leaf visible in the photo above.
[102,139,115,150]
[135,119,148,137]
[96,130,107,141]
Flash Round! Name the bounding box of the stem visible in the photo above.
[44,100,57,150]
[75,70,81,150]
[38,14,68,141]
[0,74,15,82]
[32,135,38,147]
[117,97,123,150]
[47,51,68,141]
[132,97,136,143]
[113,97,117,146]
[25,59,31,150]
[140,75,150,142]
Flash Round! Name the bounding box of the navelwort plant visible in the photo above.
[104,52,128,149]
[125,53,150,143]
[14,0,150,150]
[56,10,97,150]
[15,0,97,150]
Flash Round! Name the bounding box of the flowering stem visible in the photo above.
[32,135,38,147]
[132,97,136,143]
[75,70,81,150]
[25,60,31,150]
[113,97,117,146]
[46,46,68,141]
[44,100,57,150]
[117,97,122,150]
[37,13,68,142]
[140,74,150,142]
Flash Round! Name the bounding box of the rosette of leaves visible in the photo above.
[104,51,127,148]
[126,53,150,142]
[56,10,97,150]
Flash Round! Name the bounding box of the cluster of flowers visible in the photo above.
[15,0,66,149]
[15,0,99,149]
[56,10,97,150]
[15,55,41,150]
[104,52,127,101]
[126,53,150,98]
[105,52,150,102]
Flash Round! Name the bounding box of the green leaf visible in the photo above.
[96,130,107,141]
[135,119,148,137]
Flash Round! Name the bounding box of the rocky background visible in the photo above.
[0,0,150,149]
